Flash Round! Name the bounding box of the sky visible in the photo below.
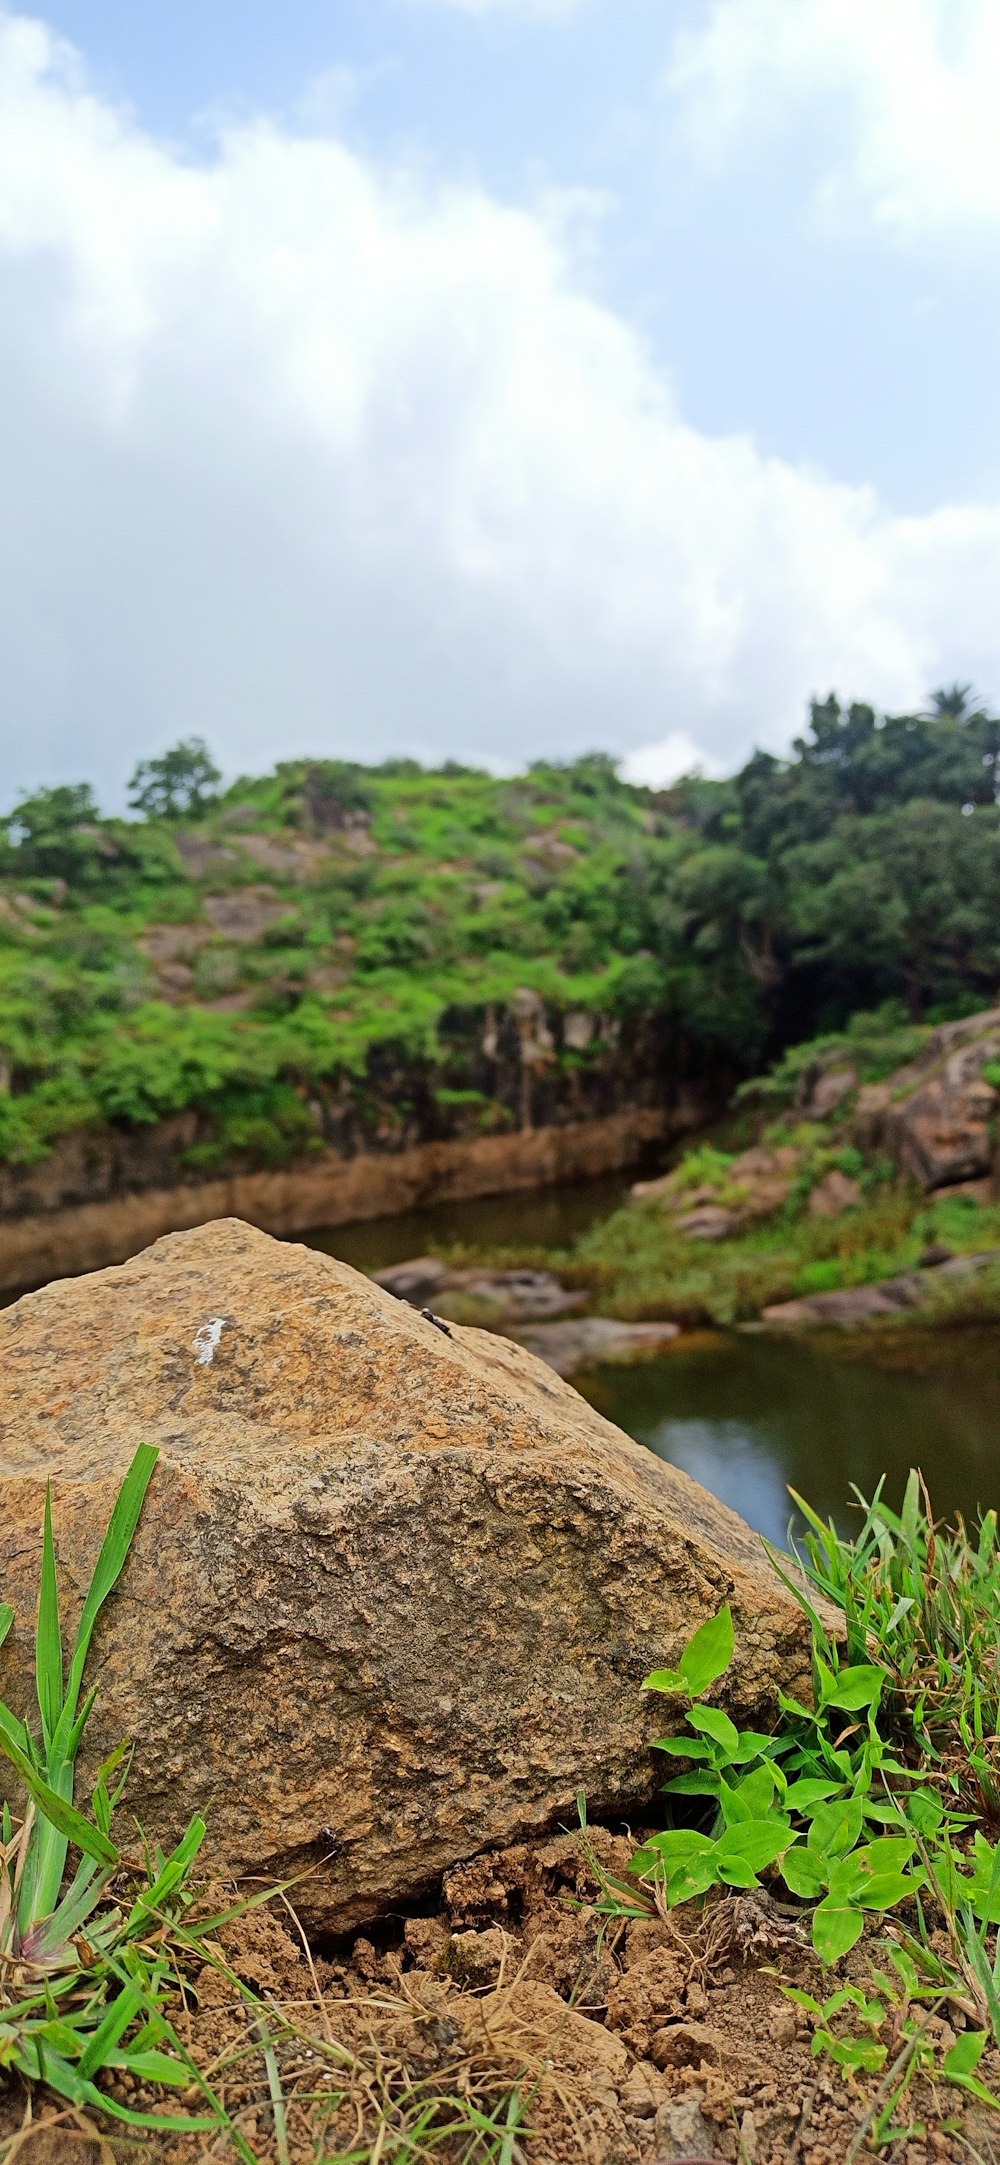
[2,0,999,804]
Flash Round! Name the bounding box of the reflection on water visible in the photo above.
[306,1171,629,1274]
[576,1331,1000,1548]
[305,1179,1000,1548]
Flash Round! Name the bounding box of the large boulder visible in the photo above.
[0,1220,816,1931]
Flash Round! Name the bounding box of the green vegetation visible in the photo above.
[127,738,222,822]
[0,1448,225,2137]
[2,684,999,1179]
[588,1475,1000,2146]
[454,984,999,1325]
[562,1172,1000,1326]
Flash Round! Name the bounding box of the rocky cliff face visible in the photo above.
[0,994,702,1226]
[0,992,720,1295]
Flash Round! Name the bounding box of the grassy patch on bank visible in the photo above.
[565,1186,1000,1326]
[436,1183,1000,1328]
[421,984,1000,1328]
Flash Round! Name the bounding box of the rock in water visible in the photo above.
[372,1255,450,1305]
[0,1219,815,1930]
[761,1247,1000,1326]
[514,1316,681,1377]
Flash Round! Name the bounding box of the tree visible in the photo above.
[2,783,106,883]
[127,739,221,822]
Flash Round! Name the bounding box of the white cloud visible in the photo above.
[621,732,724,788]
[0,10,998,806]
[667,0,1000,238]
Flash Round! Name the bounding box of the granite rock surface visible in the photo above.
[0,1218,818,1928]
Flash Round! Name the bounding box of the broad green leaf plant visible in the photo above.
[587,1474,1000,2138]
[786,1950,1000,2149]
[629,1600,925,1964]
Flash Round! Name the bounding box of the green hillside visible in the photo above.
[2,685,999,1177]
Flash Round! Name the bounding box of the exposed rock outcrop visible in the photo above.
[513,1317,681,1377]
[0,1219,818,1930]
[795,1059,858,1122]
[761,1248,1000,1326]
[374,1262,585,1324]
[855,1006,1000,1192]
[0,1108,673,1299]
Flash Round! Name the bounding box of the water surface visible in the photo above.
[307,1170,629,1273]
[306,1180,1000,1548]
[575,1330,1000,1549]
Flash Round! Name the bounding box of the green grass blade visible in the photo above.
[57,1445,159,1747]
[9,2036,90,2105]
[101,1954,255,2157]
[0,1604,14,1653]
[37,1861,116,1953]
[495,2086,528,2165]
[900,1470,922,1561]
[35,1486,64,1754]
[92,1739,132,1835]
[76,1978,144,2079]
[0,1720,118,1870]
[761,1539,834,1644]
[0,1699,37,1765]
[125,1816,207,1932]
[67,1685,99,1761]
[75,2085,223,2135]
[107,2045,204,2085]
[173,1878,295,1939]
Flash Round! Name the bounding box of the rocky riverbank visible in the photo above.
[356,1004,1000,1352]
[0,1102,677,1299]
[527,1003,1000,1333]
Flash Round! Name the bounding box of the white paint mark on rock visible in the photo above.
[193,1317,227,1366]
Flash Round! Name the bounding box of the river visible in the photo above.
[307,1175,1000,1549]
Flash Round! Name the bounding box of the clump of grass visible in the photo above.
[551,1181,1000,1328]
[0,1447,239,2145]
[791,1472,1000,1818]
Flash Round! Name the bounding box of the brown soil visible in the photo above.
[1,1828,997,2165]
